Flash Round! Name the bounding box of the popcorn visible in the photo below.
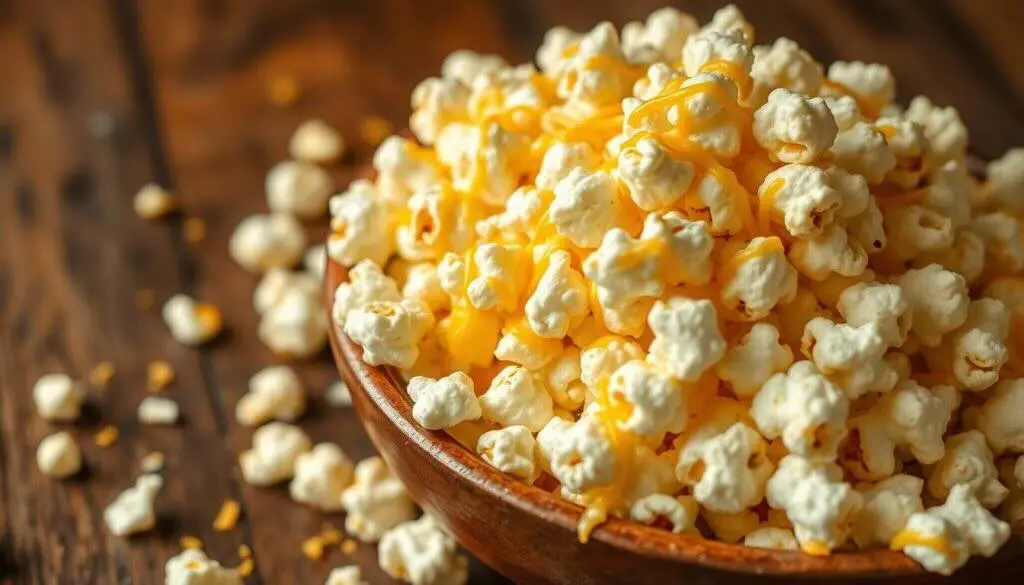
[137,396,180,425]
[757,165,864,238]
[583,228,663,337]
[836,282,911,348]
[970,378,1024,454]
[647,297,725,382]
[536,141,600,191]
[466,243,530,312]
[326,380,353,407]
[523,250,589,339]
[556,22,632,108]
[33,373,84,422]
[328,180,396,267]
[549,168,623,249]
[407,372,481,430]
[373,137,443,203]
[265,160,333,218]
[892,484,1010,575]
[537,416,616,493]
[325,566,368,585]
[258,274,329,358]
[621,7,697,64]
[926,298,1010,392]
[543,347,587,411]
[410,76,469,145]
[165,548,240,585]
[616,136,695,211]
[493,320,563,371]
[829,121,896,184]
[883,205,955,264]
[801,318,898,399]
[579,336,646,391]
[438,121,530,207]
[442,50,506,85]
[479,366,554,432]
[905,96,968,166]
[341,457,417,543]
[229,212,306,273]
[255,268,318,315]
[972,212,1024,276]
[825,61,895,116]
[36,431,82,479]
[332,260,402,325]
[750,38,823,105]
[606,360,686,437]
[986,148,1024,215]
[162,294,223,346]
[753,89,837,163]
[289,442,354,511]
[718,236,798,320]
[536,26,582,75]
[104,474,163,536]
[133,183,176,219]
[378,515,468,585]
[629,494,698,534]
[926,431,1007,509]
[743,527,799,550]
[897,264,970,347]
[477,425,538,482]
[343,299,434,369]
[716,323,793,397]
[235,365,306,426]
[239,422,311,486]
[875,116,929,188]
[682,30,752,79]
[304,244,327,280]
[851,474,924,549]
[701,4,753,42]
[289,119,345,163]
[676,422,773,513]
[751,361,849,460]
[766,455,863,553]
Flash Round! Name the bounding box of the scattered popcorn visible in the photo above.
[340,457,417,543]
[95,425,119,448]
[36,431,82,479]
[305,244,327,281]
[290,443,354,511]
[239,422,311,486]
[289,119,345,163]
[165,548,241,585]
[257,271,329,358]
[162,294,223,346]
[266,160,333,218]
[89,361,116,387]
[147,360,175,392]
[138,396,180,425]
[229,213,307,273]
[104,474,163,536]
[326,566,368,585]
[235,365,306,426]
[212,499,241,532]
[182,217,207,243]
[133,183,176,220]
[378,515,468,585]
[141,451,165,473]
[33,373,84,421]
[326,380,353,407]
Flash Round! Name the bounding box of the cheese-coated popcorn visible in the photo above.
[493,325,561,371]
[403,263,449,313]
[379,515,468,585]
[373,137,443,204]
[440,122,531,208]
[971,378,1024,454]
[927,430,1007,509]
[549,168,623,249]
[606,360,686,437]
[410,76,469,145]
[719,236,798,320]
[536,142,600,191]
[536,26,581,76]
[897,264,969,347]
[826,61,895,116]
[477,425,538,483]
[753,89,837,163]
[677,422,773,513]
[616,137,695,211]
[33,373,84,422]
[972,212,1024,275]
[266,160,333,218]
[837,282,911,348]
[986,148,1024,215]
[344,299,434,369]
[716,323,793,397]
[466,243,530,312]
[766,455,863,552]
[543,347,586,411]
[875,116,929,188]
[479,366,553,432]
[104,474,164,536]
[37,431,82,479]
[829,122,896,184]
[629,494,698,534]
[579,336,646,391]
[802,318,898,399]
[236,365,306,426]
[682,30,751,78]
[644,212,714,286]
[667,74,744,159]
[442,50,505,85]
[701,4,753,42]
[229,212,306,273]
[239,422,311,486]
[332,260,402,325]
[341,457,417,543]
[743,527,799,550]
[621,7,697,64]
[289,442,354,511]
[289,119,344,164]
[328,180,395,267]
[851,474,924,548]
[537,416,616,493]
[752,361,849,460]
[757,165,841,238]
[525,250,589,338]
[647,297,725,382]
[583,231,662,336]
[165,548,240,585]
[408,372,481,430]
[750,38,823,105]
[906,96,968,166]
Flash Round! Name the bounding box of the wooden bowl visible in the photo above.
[325,260,1024,584]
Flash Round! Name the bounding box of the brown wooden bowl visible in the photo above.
[325,260,1024,584]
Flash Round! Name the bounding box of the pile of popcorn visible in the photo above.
[327,4,1024,575]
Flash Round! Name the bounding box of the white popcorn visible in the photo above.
[410,76,469,145]
[229,212,307,273]
[629,494,698,534]
[665,74,744,158]
[165,548,240,585]
[971,378,1024,454]
[475,187,546,242]
[757,165,864,238]
[537,416,616,493]
[643,212,714,286]
[373,137,443,203]
[536,26,582,75]
[753,89,837,163]
[548,168,623,249]
[235,365,306,426]
[265,160,333,218]
[893,484,1010,575]
[647,297,725,382]
[913,229,985,286]
[328,180,396,267]
[555,22,632,108]
[766,455,862,553]
[344,299,434,369]
[525,250,589,338]
[701,4,753,42]
[883,205,955,264]
[583,228,664,337]
[579,336,646,391]
[543,347,586,411]
[254,268,318,315]
[466,243,529,312]
[616,136,695,211]
[851,474,925,548]
[751,361,849,460]
[829,122,896,184]
[162,294,223,346]
[493,323,561,371]
[479,366,554,432]
[927,431,1007,509]
[33,373,84,422]
[325,566,368,585]
[137,396,180,425]
[397,185,474,262]
[379,515,468,585]
[875,116,929,188]
[289,442,354,511]
[442,50,505,85]
[837,282,912,348]
[326,380,353,407]
[682,30,752,78]
[332,260,402,325]
[823,95,862,131]
[304,244,327,281]
[402,262,448,314]
[606,360,686,437]
[750,37,823,105]
[289,119,345,163]
[716,323,793,397]
[986,148,1024,215]
[132,183,176,219]
[906,96,968,166]
[719,236,798,320]
[930,298,1010,392]
[897,264,969,347]
[438,121,530,207]
[104,474,163,536]
[621,7,697,63]
[341,457,417,543]
[972,212,1024,276]
[536,141,600,191]
[36,431,82,479]
[922,161,973,227]
[676,422,773,513]
[801,318,898,399]
[743,527,799,550]
[477,425,538,482]
[407,372,481,430]
[239,422,311,486]
[258,277,328,358]
[826,61,895,116]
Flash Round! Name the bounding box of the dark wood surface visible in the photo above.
[1,1,1022,584]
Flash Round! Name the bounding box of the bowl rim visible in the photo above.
[325,261,976,577]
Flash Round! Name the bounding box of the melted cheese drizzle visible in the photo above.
[890,530,956,558]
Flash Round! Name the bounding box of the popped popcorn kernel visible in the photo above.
[133,183,176,220]
[290,119,345,163]
[104,474,163,536]
[33,373,84,422]
[37,431,82,479]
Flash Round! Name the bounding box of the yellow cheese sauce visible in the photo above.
[890,530,956,558]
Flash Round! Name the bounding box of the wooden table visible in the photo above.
[1,1,1022,583]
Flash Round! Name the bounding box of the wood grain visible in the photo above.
[1,1,1024,583]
